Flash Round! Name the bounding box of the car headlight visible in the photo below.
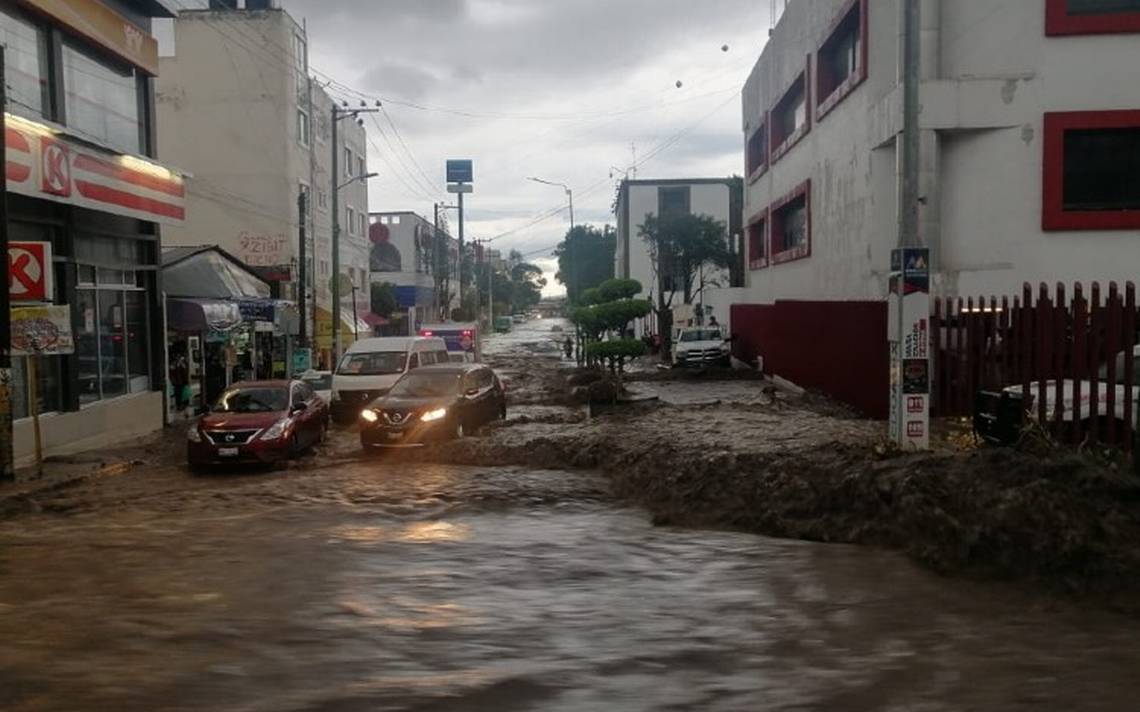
[258,418,291,441]
[360,409,379,423]
[421,408,448,422]
[187,427,203,443]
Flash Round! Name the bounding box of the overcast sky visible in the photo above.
[173,1,772,295]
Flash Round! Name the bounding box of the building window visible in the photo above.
[747,117,768,179]
[748,210,768,270]
[817,0,868,120]
[317,190,328,212]
[771,63,811,162]
[297,108,310,147]
[62,40,142,154]
[1046,0,1140,35]
[0,6,49,119]
[346,207,356,235]
[357,156,366,178]
[1043,110,1140,230]
[359,213,366,235]
[770,181,811,264]
[658,186,691,218]
[75,267,149,405]
[344,148,353,177]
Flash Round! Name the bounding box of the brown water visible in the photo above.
[2,458,1139,712]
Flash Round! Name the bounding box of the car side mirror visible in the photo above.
[291,402,308,414]
[465,388,480,397]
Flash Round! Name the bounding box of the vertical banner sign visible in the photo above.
[889,248,930,449]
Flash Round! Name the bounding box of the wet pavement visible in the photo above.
[2,320,1140,711]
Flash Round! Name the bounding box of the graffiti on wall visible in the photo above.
[238,232,288,267]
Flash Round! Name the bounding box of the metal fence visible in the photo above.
[932,282,1137,454]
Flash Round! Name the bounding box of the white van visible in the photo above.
[330,336,449,424]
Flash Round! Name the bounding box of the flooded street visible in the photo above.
[2,323,1140,710]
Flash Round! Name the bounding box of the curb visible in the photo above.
[0,459,138,508]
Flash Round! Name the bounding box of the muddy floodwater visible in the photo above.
[2,322,1140,711]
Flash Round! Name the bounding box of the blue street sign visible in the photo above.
[446,159,473,184]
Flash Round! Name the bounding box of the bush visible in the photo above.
[586,338,648,376]
[597,278,643,302]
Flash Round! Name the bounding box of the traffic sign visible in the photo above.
[446,159,473,183]
[9,241,53,302]
[447,183,474,194]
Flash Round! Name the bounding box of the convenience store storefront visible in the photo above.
[3,0,185,464]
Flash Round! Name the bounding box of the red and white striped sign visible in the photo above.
[5,113,185,225]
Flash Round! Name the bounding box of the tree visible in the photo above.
[569,278,651,384]
[553,225,616,304]
[638,213,731,357]
[509,261,547,313]
[370,282,398,318]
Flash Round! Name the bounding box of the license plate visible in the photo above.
[385,432,404,441]
[218,447,239,457]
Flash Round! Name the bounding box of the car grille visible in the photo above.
[338,390,385,407]
[382,409,416,425]
[205,429,261,445]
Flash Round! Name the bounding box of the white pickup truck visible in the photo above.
[1002,345,1140,424]
[671,326,730,367]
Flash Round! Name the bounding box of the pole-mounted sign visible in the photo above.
[446,159,473,184]
[889,247,931,450]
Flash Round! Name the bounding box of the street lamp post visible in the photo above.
[331,102,379,365]
[528,176,575,298]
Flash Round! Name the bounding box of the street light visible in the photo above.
[529,176,576,302]
[338,171,378,192]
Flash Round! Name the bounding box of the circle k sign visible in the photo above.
[9,241,53,302]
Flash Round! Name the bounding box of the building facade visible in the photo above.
[734,0,1140,415]
[156,4,370,363]
[1,0,187,464]
[369,210,459,327]
[614,177,744,334]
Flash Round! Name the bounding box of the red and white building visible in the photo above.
[2,0,187,464]
[734,0,1140,416]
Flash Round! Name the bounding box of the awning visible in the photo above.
[314,307,374,349]
[362,312,389,328]
[167,298,242,333]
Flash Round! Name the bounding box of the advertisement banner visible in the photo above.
[11,305,75,356]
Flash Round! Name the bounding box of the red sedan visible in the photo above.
[187,380,329,469]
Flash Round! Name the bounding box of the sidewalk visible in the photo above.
[0,425,184,510]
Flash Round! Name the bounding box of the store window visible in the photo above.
[75,268,150,404]
[771,181,812,264]
[0,6,49,119]
[62,40,142,154]
[817,0,868,120]
[1043,110,1140,230]
[1046,0,1140,35]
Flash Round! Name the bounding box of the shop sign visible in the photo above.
[5,113,185,225]
[10,304,74,356]
[17,0,160,75]
[8,241,53,302]
[292,348,312,374]
[888,247,931,450]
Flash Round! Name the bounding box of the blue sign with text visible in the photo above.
[446,159,473,183]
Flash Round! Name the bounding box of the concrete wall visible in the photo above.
[13,392,164,467]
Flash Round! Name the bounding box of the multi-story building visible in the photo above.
[614,177,744,335]
[1,0,187,465]
[733,0,1140,415]
[369,210,459,326]
[156,2,370,363]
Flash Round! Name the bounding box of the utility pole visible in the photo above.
[0,48,12,481]
[900,0,921,249]
[457,191,465,308]
[330,102,378,364]
[528,176,576,300]
[298,190,308,346]
[432,203,440,319]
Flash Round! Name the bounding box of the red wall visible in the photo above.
[731,301,888,418]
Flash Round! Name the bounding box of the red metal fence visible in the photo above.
[932,282,1137,453]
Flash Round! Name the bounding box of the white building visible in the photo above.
[614,178,744,334]
[742,0,1140,303]
[733,0,1140,415]
[368,211,459,326]
[156,4,370,361]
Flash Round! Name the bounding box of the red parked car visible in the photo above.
[187,380,329,469]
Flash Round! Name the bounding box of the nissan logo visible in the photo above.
[226,434,236,442]
[391,413,406,423]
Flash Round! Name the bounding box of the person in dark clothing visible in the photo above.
[563,336,573,359]
[169,351,189,410]
[708,316,720,328]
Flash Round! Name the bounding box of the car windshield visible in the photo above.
[680,330,722,342]
[302,373,332,390]
[213,387,288,413]
[338,351,406,376]
[388,372,461,398]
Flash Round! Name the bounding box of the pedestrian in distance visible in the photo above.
[563,336,573,360]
